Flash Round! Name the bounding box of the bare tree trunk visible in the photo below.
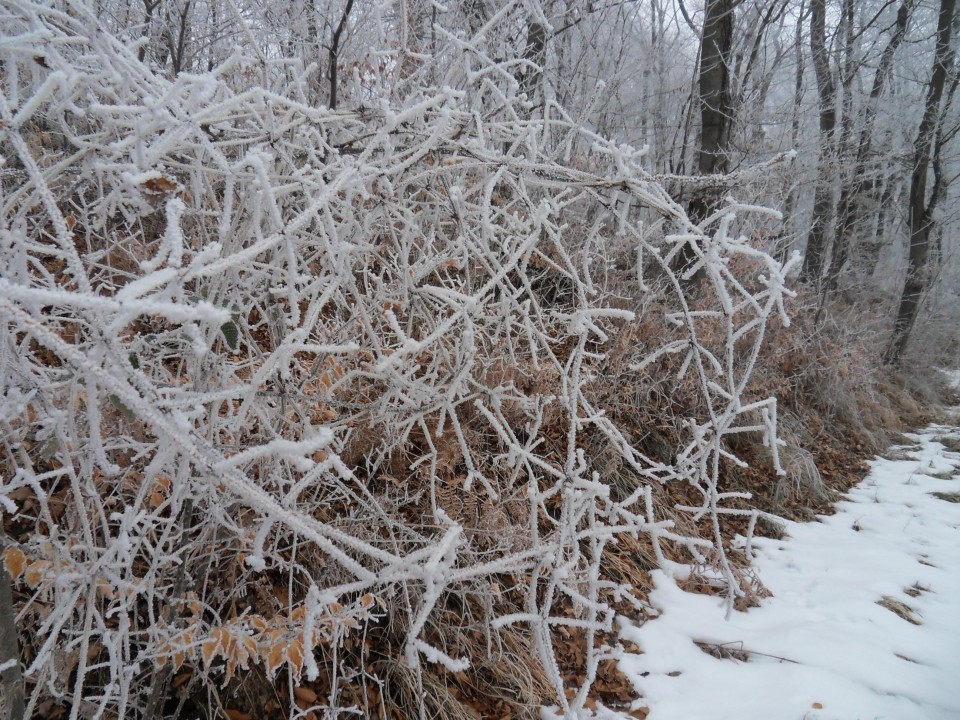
[676,0,734,281]
[0,533,24,720]
[861,169,896,277]
[887,0,956,365]
[800,0,837,284]
[828,0,913,290]
[138,0,161,63]
[520,18,548,106]
[777,0,807,263]
[207,0,218,72]
[696,0,734,180]
[731,0,790,124]
[929,73,960,269]
[167,0,192,75]
[463,0,489,37]
[822,0,856,291]
[329,0,355,110]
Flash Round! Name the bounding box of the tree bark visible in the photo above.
[777,0,807,263]
[731,0,790,123]
[520,18,548,105]
[828,0,913,290]
[0,533,24,720]
[328,0,355,110]
[822,0,856,291]
[800,0,837,284]
[167,0,192,75]
[860,168,896,277]
[676,0,734,281]
[138,0,161,64]
[886,0,956,365]
[696,0,734,179]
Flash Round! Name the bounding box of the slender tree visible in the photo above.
[328,0,355,109]
[676,0,734,281]
[778,0,808,263]
[887,0,957,364]
[800,0,837,284]
[695,0,735,183]
[828,0,914,291]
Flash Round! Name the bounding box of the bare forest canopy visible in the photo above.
[0,1,957,719]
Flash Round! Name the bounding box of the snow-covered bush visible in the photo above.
[0,2,795,716]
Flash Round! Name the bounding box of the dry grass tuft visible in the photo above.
[903,583,929,598]
[694,641,751,662]
[876,596,923,625]
[934,434,960,453]
[774,445,829,509]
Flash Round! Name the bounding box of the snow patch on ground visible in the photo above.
[939,367,960,389]
[619,422,960,720]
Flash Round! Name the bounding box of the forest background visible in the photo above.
[1,0,959,718]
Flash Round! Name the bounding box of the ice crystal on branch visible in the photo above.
[0,2,794,716]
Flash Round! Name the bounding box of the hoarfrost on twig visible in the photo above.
[0,2,795,716]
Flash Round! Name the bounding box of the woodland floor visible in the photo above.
[607,414,960,720]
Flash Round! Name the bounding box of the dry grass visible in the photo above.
[774,445,829,509]
[934,434,960,453]
[694,641,751,662]
[876,596,923,625]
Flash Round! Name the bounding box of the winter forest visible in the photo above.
[1,0,960,718]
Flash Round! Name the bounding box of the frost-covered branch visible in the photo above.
[0,1,795,716]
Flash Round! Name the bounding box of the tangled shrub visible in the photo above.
[1,2,796,717]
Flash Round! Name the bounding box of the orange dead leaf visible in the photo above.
[294,686,318,703]
[171,649,187,671]
[248,615,268,633]
[201,627,225,668]
[3,547,26,581]
[287,638,305,680]
[24,559,52,588]
[238,632,257,660]
[265,643,286,677]
[96,579,116,600]
[143,176,178,195]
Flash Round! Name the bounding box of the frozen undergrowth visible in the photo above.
[619,419,960,720]
[1,1,796,716]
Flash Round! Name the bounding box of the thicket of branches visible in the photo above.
[0,0,958,720]
[0,1,813,718]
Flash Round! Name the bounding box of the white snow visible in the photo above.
[940,367,960,390]
[619,419,960,720]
